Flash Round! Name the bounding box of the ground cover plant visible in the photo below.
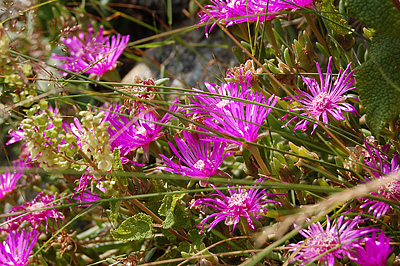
[1,0,400,265]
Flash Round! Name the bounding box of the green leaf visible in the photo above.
[321,0,351,34]
[347,0,400,37]
[111,213,153,241]
[188,229,204,247]
[158,193,185,229]
[110,196,121,224]
[357,33,400,135]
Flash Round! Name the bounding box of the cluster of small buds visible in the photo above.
[71,109,113,172]
[19,101,77,171]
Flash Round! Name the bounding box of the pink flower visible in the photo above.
[52,24,129,78]
[0,229,39,266]
[104,100,180,162]
[283,57,358,134]
[8,193,64,231]
[190,73,277,144]
[198,0,313,37]
[349,231,393,266]
[361,139,400,218]
[193,179,280,234]
[159,131,232,186]
[0,161,24,200]
[289,215,377,266]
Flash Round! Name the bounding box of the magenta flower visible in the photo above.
[361,140,400,218]
[198,0,313,37]
[0,161,24,200]
[7,193,64,231]
[349,231,393,266]
[282,57,358,134]
[193,179,280,234]
[159,131,232,186]
[104,100,180,162]
[189,71,252,116]
[190,72,277,144]
[52,24,129,78]
[289,215,376,266]
[0,229,39,266]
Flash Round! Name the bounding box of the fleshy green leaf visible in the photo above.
[347,0,400,37]
[111,213,153,241]
[321,0,351,34]
[158,193,185,229]
[357,33,400,134]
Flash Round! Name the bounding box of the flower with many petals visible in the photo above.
[282,57,358,134]
[7,193,64,231]
[104,100,180,162]
[0,229,39,266]
[193,179,280,234]
[360,140,400,218]
[198,0,313,37]
[0,161,24,200]
[159,131,232,186]
[190,73,277,144]
[349,231,393,266]
[52,24,129,78]
[288,215,376,266]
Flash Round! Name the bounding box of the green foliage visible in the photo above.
[110,213,153,241]
[347,0,400,38]
[110,196,122,224]
[357,33,400,135]
[158,193,185,229]
[321,0,351,35]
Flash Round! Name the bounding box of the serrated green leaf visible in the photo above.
[173,203,192,230]
[158,193,185,229]
[111,213,153,241]
[321,0,351,34]
[347,0,400,37]
[110,196,121,224]
[188,229,204,247]
[357,33,400,135]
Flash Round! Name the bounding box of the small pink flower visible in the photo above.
[159,131,232,186]
[193,179,280,234]
[52,24,129,78]
[8,193,64,231]
[0,229,39,266]
[288,215,377,266]
[0,161,24,200]
[349,231,393,266]
[283,57,358,134]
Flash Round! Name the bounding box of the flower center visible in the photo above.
[194,160,206,171]
[312,92,332,112]
[216,99,231,109]
[136,127,147,137]
[228,192,248,209]
[309,232,337,255]
[27,202,46,216]
[379,180,400,200]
